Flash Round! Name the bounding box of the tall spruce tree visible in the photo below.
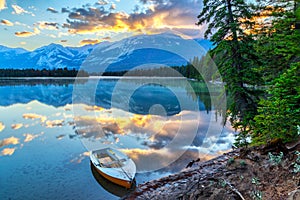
[255,0,300,83]
[251,0,300,145]
[252,63,300,145]
[197,0,261,146]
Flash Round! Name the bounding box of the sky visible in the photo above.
[0,0,204,50]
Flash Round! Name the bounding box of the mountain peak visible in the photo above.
[0,34,212,71]
[0,45,28,54]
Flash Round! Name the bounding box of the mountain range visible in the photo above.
[0,33,212,73]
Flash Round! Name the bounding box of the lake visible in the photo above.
[0,77,235,200]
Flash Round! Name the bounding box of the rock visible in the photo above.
[287,189,300,200]
[140,186,148,190]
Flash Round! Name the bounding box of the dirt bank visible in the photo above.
[124,146,300,200]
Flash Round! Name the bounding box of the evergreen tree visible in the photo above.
[250,0,300,145]
[252,63,300,145]
[197,0,262,146]
[255,0,300,83]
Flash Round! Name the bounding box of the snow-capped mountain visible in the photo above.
[0,33,212,72]
[0,43,96,70]
[0,45,28,54]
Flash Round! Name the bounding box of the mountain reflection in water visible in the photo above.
[0,78,235,199]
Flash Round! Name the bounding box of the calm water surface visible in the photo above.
[0,78,235,200]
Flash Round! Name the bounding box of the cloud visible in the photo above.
[45,119,64,128]
[96,0,109,5]
[15,31,35,37]
[0,136,20,148]
[1,148,16,156]
[14,21,30,28]
[0,0,6,11]
[186,132,236,155]
[24,133,40,142]
[0,122,4,132]
[64,0,203,37]
[73,104,231,172]
[12,4,34,16]
[12,4,25,14]
[1,19,13,26]
[121,148,204,172]
[74,107,201,149]
[110,3,116,10]
[80,39,101,45]
[61,8,70,13]
[121,148,175,171]
[15,28,40,37]
[47,7,58,13]
[11,123,23,130]
[37,21,59,30]
[23,113,47,122]
[70,151,90,163]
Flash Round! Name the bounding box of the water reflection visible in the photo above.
[0,78,87,86]
[0,78,215,115]
[0,78,233,199]
[90,162,136,197]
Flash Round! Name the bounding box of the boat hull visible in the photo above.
[90,148,136,189]
[94,164,133,188]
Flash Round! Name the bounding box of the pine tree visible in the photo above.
[252,63,300,145]
[197,0,262,146]
[251,0,300,145]
[255,0,300,83]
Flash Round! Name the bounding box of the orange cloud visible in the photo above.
[74,106,200,147]
[0,122,4,132]
[11,123,23,130]
[24,133,39,142]
[0,0,6,10]
[1,19,13,26]
[0,136,20,148]
[37,21,58,30]
[80,39,101,45]
[23,113,47,122]
[65,0,203,37]
[1,148,16,156]
[45,119,64,128]
[15,31,34,37]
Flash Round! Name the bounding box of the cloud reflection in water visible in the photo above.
[74,104,234,172]
[1,148,16,156]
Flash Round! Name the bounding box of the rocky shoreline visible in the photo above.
[124,147,300,200]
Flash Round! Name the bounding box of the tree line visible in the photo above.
[197,0,300,146]
[90,59,215,81]
[0,68,89,77]
[0,60,215,81]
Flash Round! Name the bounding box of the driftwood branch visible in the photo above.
[222,179,245,200]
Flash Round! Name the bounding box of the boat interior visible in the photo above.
[94,149,126,168]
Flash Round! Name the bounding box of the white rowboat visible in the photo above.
[90,147,136,188]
